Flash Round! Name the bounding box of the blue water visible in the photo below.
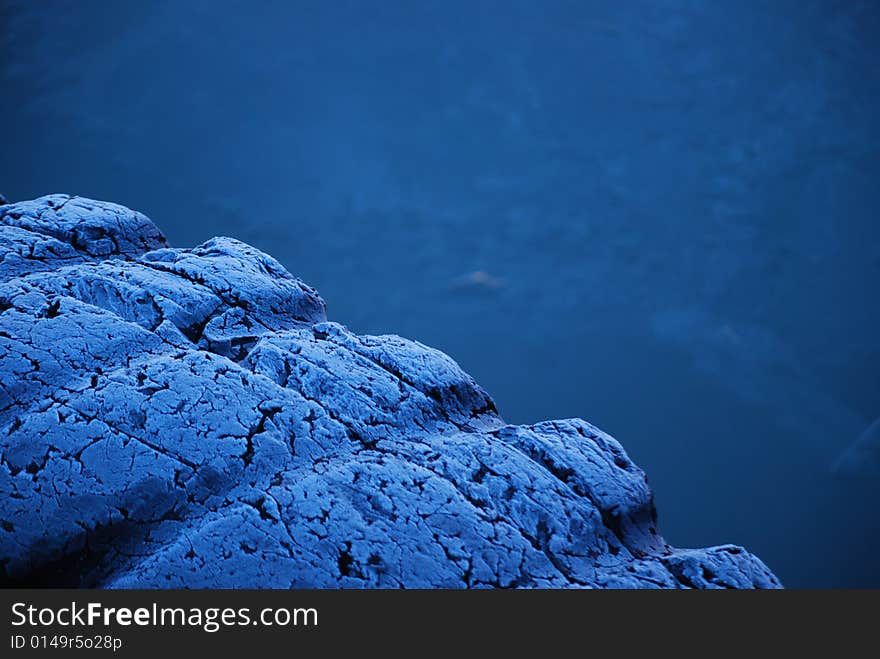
[2,0,878,587]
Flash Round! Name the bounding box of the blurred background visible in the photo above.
[1,0,878,587]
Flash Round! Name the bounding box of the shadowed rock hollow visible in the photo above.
[0,194,781,588]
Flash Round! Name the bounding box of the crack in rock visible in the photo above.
[0,195,782,589]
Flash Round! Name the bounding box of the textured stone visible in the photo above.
[0,194,781,588]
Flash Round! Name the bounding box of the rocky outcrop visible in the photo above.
[0,194,781,588]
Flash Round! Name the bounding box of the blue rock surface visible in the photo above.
[0,194,781,588]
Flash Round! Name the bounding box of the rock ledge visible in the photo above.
[0,195,781,588]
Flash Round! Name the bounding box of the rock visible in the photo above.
[0,194,782,588]
[450,270,505,293]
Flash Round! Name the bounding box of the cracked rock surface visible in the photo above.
[0,194,781,588]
